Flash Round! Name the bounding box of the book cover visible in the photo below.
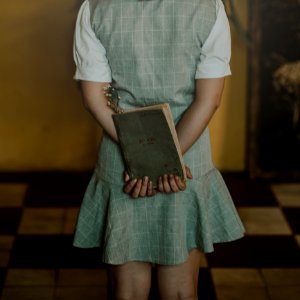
[112,103,186,185]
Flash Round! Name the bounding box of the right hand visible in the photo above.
[157,166,193,193]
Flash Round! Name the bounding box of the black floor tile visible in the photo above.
[9,235,61,268]
[0,208,22,234]
[148,271,160,300]
[20,172,91,207]
[207,236,300,268]
[9,235,104,269]
[0,268,6,299]
[24,185,85,207]
[56,236,104,268]
[198,268,217,300]
[0,268,6,289]
[283,208,300,234]
[222,173,278,206]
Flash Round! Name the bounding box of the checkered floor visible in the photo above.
[0,172,299,300]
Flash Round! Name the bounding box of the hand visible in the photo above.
[123,172,157,199]
[157,166,193,193]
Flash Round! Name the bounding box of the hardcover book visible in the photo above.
[112,103,186,185]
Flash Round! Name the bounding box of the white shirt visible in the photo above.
[73,0,231,82]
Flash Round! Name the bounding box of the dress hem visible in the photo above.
[72,232,245,266]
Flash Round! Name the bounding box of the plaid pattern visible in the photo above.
[74,168,245,265]
[89,0,216,119]
[73,0,245,265]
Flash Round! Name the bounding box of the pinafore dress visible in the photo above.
[73,0,245,265]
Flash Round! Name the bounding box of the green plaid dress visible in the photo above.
[73,0,245,265]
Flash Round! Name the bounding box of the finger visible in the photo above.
[147,180,154,197]
[131,179,142,199]
[185,166,193,179]
[158,176,164,192]
[175,176,186,191]
[124,171,130,182]
[163,174,171,193]
[168,175,179,192]
[139,176,148,197]
[123,178,137,194]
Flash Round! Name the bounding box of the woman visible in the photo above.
[73,0,245,299]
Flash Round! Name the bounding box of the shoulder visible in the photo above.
[215,0,227,18]
[88,0,110,13]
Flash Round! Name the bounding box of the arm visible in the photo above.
[73,4,157,197]
[80,81,161,197]
[79,81,156,198]
[176,77,225,154]
[80,81,118,142]
[155,78,224,194]
[176,0,232,152]
[73,3,117,140]
[80,80,169,198]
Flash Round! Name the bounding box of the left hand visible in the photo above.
[157,166,193,193]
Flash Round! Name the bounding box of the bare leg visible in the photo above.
[156,249,201,300]
[107,261,152,300]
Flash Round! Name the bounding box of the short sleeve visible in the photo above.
[73,0,112,82]
[195,0,232,79]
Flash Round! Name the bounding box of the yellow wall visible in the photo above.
[210,0,248,171]
[0,0,100,171]
[0,0,247,172]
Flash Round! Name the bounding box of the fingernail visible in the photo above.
[144,176,148,182]
[175,176,179,180]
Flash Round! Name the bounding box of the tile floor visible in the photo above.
[0,172,299,300]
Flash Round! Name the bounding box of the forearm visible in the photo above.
[80,81,118,142]
[176,78,225,154]
[176,99,217,155]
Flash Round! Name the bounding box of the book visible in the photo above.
[112,103,187,186]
